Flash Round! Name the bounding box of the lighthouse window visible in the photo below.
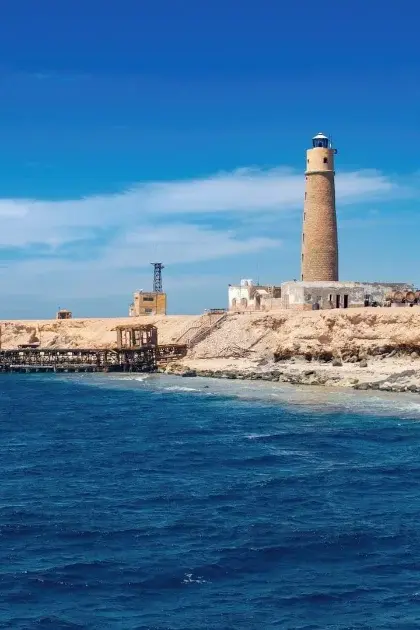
[323,157,328,164]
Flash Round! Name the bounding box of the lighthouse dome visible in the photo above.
[312,132,329,148]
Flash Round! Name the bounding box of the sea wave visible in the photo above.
[163,385,201,393]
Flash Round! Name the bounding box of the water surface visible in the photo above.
[1,374,420,629]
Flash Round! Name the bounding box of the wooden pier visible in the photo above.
[0,323,188,374]
[0,347,157,373]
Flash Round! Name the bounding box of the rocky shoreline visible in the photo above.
[163,351,420,394]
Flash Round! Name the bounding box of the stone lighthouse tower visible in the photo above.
[301,132,338,281]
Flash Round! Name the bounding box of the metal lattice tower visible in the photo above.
[151,263,164,293]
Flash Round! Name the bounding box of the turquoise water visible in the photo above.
[1,373,420,629]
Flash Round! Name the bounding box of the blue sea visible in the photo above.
[2,374,420,629]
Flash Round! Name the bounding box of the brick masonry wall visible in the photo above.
[301,147,339,281]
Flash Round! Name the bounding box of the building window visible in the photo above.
[145,308,153,314]
[143,297,154,302]
[323,157,328,164]
[240,298,248,307]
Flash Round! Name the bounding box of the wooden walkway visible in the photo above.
[0,344,187,373]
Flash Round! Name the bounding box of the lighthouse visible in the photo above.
[301,133,339,281]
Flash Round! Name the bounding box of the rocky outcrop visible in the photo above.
[164,359,420,394]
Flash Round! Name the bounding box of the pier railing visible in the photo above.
[175,312,227,348]
[0,347,156,373]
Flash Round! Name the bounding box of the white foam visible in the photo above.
[164,386,201,393]
[245,433,273,440]
[182,573,208,584]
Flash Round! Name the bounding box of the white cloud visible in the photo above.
[0,165,404,250]
[116,224,280,268]
[0,163,412,312]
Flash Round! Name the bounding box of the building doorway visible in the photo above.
[343,295,349,309]
[336,295,341,308]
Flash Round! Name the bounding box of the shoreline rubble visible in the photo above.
[163,352,420,394]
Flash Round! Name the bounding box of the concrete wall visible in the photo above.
[260,296,283,311]
[228,284,282,311]
[302,145,338,282]
[132,292,167,316]
[281,281,414,310]
[228,285,256,310]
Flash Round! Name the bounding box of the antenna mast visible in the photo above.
[151,263,164,293]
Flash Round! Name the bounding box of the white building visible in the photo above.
[280,281,416,310]
[228,279,282,312]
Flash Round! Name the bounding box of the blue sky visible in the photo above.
[0,0,419,317]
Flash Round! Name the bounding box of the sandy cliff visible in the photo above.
[0,315,199,349]
[180,308,420,393]
[2,308,420,357]
[189,308,420,360]
[2,309,420,392]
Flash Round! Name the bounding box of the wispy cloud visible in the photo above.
[0,164,413,310]
[0,165,405,248]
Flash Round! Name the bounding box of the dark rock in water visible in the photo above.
[181,369,197,378]
[332,358,342,367]
[355,383,369,390]
[359,360,368,368]
[303,370,315,377]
